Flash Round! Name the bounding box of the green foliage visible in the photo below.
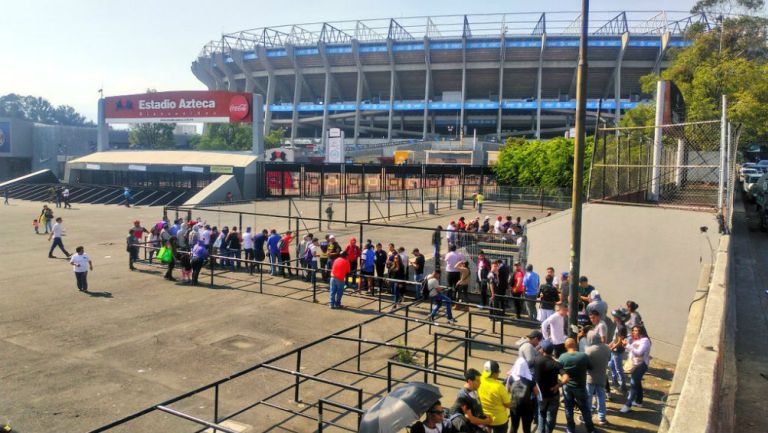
[193,124,286,151]
[635,5,768,143]
[128,123,176,149]
[0,93,92,126]
[493,137,593,190]
[395,340,417,365]
[619,103,655,128]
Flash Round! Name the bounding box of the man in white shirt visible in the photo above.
[443,245,464,293]
[493,216,504,234]
[445,221,456,247]
[62,188,71,209]
[541,302,569,357]
[48,217,70,258]
[69,246,93,292]
[200,225,212,246]
[427,270,456,323]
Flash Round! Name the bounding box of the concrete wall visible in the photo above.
[526,203,720,363]
[667,236,733,433]
[184,175,241,206]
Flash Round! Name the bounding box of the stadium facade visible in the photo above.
[193,12,710,144]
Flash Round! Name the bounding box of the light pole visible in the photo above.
[568,0,589,338]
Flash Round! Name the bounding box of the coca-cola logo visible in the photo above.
[229,95,250,121]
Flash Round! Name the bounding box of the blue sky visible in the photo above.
[1,0,706,123]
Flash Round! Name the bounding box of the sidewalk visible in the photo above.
[731,200,768,432]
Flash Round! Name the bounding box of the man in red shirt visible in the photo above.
[344,237,362,290]
[279,230,294,277]
[512,262,525,319]
[330,251,350,308]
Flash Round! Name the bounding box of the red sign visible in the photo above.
[104,91,252,124]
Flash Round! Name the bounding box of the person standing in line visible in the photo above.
[445,220,457,248]
[374,242,388,292]
[253,229,268,273]
[225,226,242,271]
[476,252,491,306]
[444,245,464,295]
[506,356,539,433]
[585,332,611,426]
[69,246,93,292]
[432,225,443,268]
[537,275,560,323]
[325,202,334,229]
[620,325,652,413]
[62,188,71,208]
[319,235,331,282]
[455,261,471,308]
[496,260,510,314]
[511,262,526,319]
[558,338,596,433]
[541,303,569,358]
[478,360,512,433]
[329,251,350,309]
[559,272,570,306]
[625,301,643,330]
[450,368,493,431]
[242,227,254,270]
[608,309,629,393]
[190,241,208,286]
[344,238,362,290]
[389,254,406,307]
[127,229,139,270]
[267,229,281,276]
[487,262,502,317]
[411,248,426,300]
[279,230,294,277]
[361,241,376,294]
[48,217,70,258]
[305,238,319,283]
[534,341,562,433]
[522,264,540,320]
[327,235,342,279]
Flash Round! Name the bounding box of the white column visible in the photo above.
[650,80,665,201]
[718,95,727,211]
[675,138,685,187]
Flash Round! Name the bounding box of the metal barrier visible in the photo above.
[386,360,465,393]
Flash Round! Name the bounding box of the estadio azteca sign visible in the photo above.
[104,91,252,124]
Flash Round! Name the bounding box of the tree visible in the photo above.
[630,0,768,143]
[129,123,176,149]
[0,93,93,126]
[493,136,593,191]
[193,124,285,151]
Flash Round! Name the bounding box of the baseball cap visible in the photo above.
[328,234,335,239]
[483,360,500,374]
[539,340,554,354]
[527,330,544,340]
[561,271,569,277]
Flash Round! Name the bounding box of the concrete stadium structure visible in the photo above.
[192,11,710,144]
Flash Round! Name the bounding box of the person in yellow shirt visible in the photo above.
[475,192,485,214]
[477,360,512,433]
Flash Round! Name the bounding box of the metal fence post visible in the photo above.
[214,384,220,423]
[344,193,348,227]
[367,192,371,222]
[432,333,438,382]
[357,324,363,371]
[318,400,324,433]
[449,186,453,210]
[387,190,391,220]
[294,350,302,403]
[405,188,409,218]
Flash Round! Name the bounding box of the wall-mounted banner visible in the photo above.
[182,166,205,173]
[128,164,147,171]
[85,164,101,170]
[0,121,10,153]
[104,91,252,124]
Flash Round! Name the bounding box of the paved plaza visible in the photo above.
[1,198,671,433]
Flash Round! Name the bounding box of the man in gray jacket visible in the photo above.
[585,333,611,425]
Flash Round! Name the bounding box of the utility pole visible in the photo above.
[568,0,589,338]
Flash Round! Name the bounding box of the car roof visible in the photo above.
[757,160,768,165]
[743,162,757,167]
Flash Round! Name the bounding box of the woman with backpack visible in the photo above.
[506,356,539,433]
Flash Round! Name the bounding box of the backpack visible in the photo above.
[421,277,432,300]
[303,245,314,263]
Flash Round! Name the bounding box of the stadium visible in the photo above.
[192,11,709,144]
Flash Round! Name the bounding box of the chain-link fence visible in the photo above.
[589,120,737,214]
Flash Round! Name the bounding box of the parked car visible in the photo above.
[756,160,768,173]
[744,172,763,200]
[740,167,759,183]
[752,173,768,231]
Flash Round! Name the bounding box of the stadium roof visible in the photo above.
[200,11,712,55]
[69,150,258,168]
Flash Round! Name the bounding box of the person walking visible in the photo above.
[48,217,70,258]
[522,265,540,320]
[534,341,561,433]
[325,202,334,229]
[620,325,652,413]
[329,251,350,309]
[62,188,71,208]
[478,360,512,433]
[3,188,9,205]
[558,338,596,433]
[54,187,62,208]
[427,270,456,323]
[444,245,464,295]
[69,246,93,292]
[476,191,485,214]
